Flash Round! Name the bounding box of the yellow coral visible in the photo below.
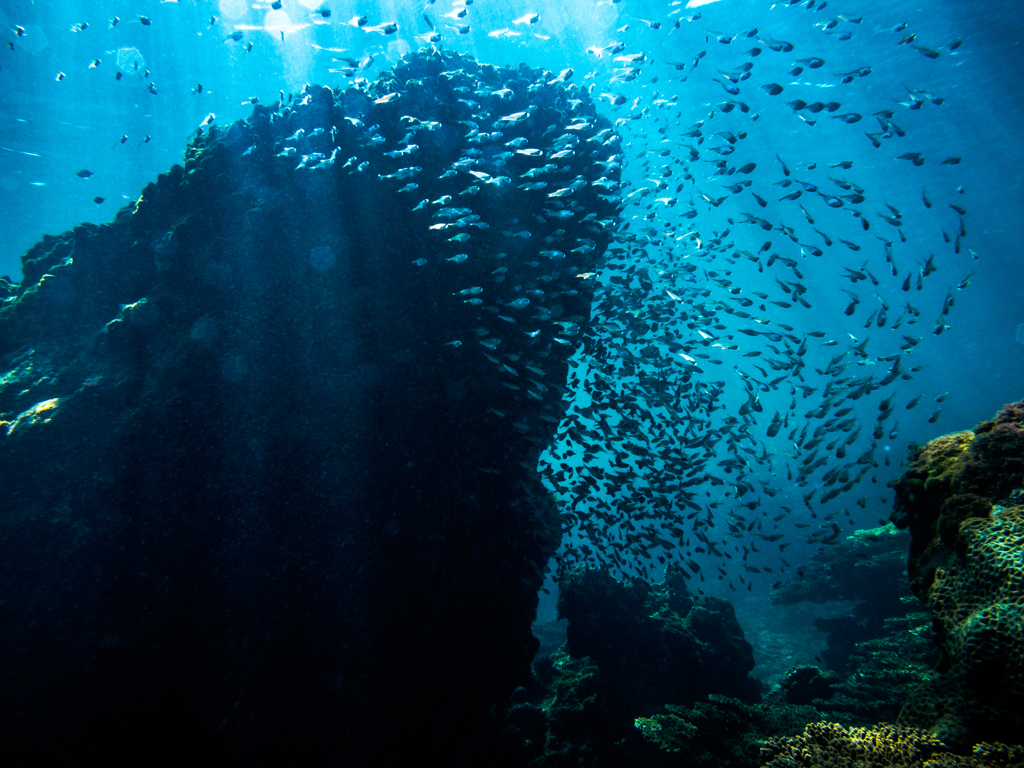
[762,722,946,768]
[927,506,1024,709]
[4,397,61,436]
[919,431,975,493]
[762,722,1024,768]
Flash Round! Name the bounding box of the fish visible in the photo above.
[7,3,979,593]
[379,167,421,181]
[364,22,398,35]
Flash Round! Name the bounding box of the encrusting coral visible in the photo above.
[761,722,1024,768]
[890,401,1024,746]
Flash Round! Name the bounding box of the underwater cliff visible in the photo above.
[0,48,618,763]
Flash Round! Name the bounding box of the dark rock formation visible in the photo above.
[556,567,762,714]
[494,567,762,766]
[781,666,841,705]
[504,562,940,767]
[0,48,620,764]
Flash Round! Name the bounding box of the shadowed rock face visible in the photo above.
[0,49,619,763]
[557,568,762,715]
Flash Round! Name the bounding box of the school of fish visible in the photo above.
[2,0,972,596]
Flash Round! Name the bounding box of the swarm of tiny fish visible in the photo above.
[530,0,972,591]
[4,0,974,596]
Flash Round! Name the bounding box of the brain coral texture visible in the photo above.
[890,401,1024,746]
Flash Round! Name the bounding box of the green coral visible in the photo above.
[901,505,1024,745]
[634,712,699,754]
[891,402,1024,746]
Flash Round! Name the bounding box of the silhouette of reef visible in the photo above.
[0,48,619,764]
[498,567,764,766]
[558,567,762,712]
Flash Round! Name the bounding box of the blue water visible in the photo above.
[1,0,1022,620]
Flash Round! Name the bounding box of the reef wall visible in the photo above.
[890,401,1024,746]
[0,48,619,762]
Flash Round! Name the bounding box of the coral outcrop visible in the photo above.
[0,48,619,763]
[496,567,763,766]
[557,567,762,713]
[890,402,1024,746]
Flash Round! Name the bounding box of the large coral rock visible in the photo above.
[891,431,979,597]
[498,570,762,768]
[890,402,1024,745]
[556,567,761,715]
[902,505,1024,744]
[0,48,619,762]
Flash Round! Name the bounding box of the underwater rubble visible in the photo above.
[0,48,619,762]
